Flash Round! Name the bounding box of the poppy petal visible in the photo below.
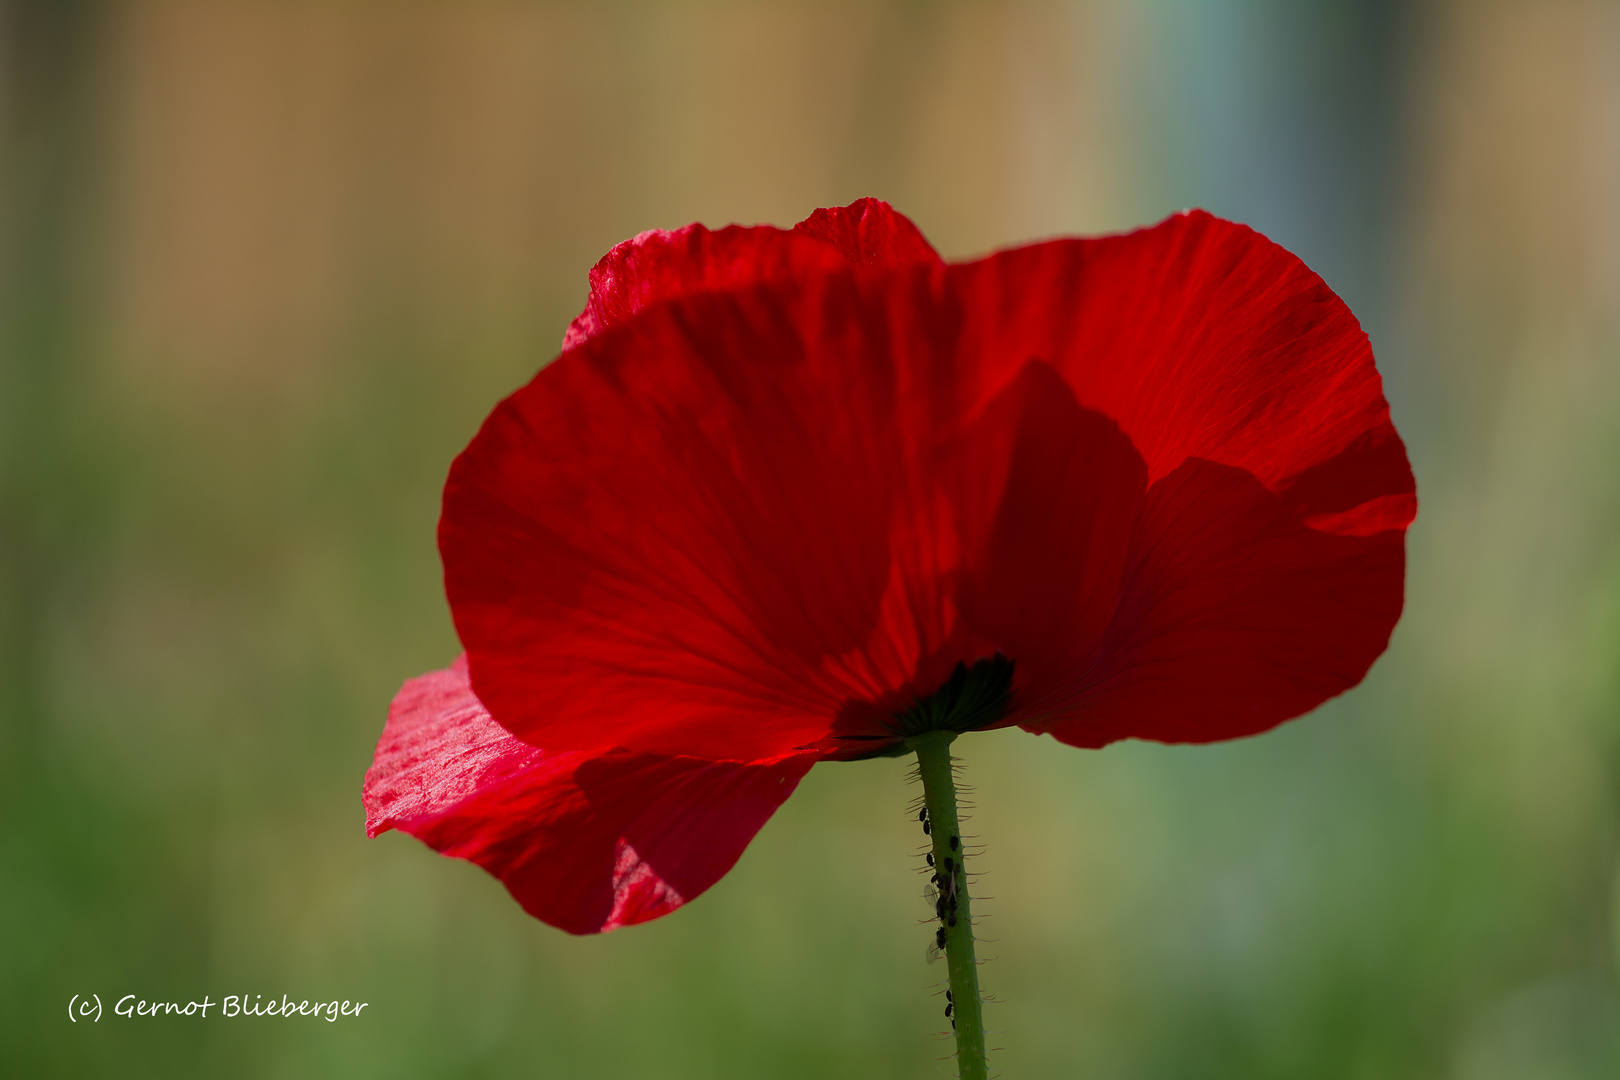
[1025,458,1408,747]
[561,198,939,349]
[446,265,1159,760]
[791,197,942,267]
[448,272,939,761]
[956,210,1414,498]
[446,209,1412,761]
[363,657,816,934]
[945,210,1414,742]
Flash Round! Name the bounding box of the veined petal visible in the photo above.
[448,270,939,761]
[561,198,940,350]
[363,658,816,934]
[1024,459,1408,747]
[791,197,941,267]
[445,209,1413,761]
[945,211,1414,742]
[956,210,1414,501]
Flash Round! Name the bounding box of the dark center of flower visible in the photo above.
[892,653,1015,739]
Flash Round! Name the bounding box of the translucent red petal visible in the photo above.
[364,658,815,934]
[443,208,1413,761]
[561,198,940,350]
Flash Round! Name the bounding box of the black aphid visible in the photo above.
[946,991,953,1002]
[948,915,957,927]
[950,835,959,851]
[935,927,947,949]
[925,853,934,867]
[944,857,954,876]
[945,1002,954,1019]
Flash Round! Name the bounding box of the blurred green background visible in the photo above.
[3,1,1618,1077]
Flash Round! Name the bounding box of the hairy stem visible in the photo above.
[908,729,987,1080]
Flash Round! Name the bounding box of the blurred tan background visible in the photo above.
[3,2,1618,1077]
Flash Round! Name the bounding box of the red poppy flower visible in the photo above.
[365,198,1414,934]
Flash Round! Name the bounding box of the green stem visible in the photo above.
[907,730,988,1080]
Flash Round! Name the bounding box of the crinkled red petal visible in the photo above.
[363,657,816,934]
[444,209,1413,761]
[561,198,939,350]
[791,197,941,267]
[945,211,1416,744]
[1026,458,1408,746]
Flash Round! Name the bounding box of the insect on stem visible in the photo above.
[905,730,988,1080]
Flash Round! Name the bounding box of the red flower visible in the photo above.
[365,199,1414,933]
